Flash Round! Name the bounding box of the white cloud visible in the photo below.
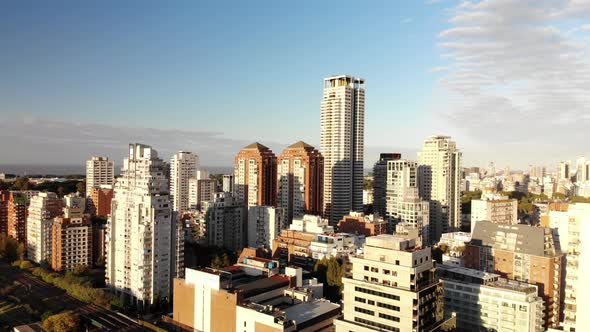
[401,17,414,24]
[435,0,590,163]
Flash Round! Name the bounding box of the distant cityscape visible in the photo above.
[1,74,588,332]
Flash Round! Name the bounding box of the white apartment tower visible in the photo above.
[85,156,115,197]
[26,192,63,263]
[247,206,286,249]
[418,135,461,242]
[106,143,181,308]
[559,161,571,180]
[170,151,199,212]
[334,234,448,332]
[201,192,244,251]
[321,75,365,224]
[386,160,430,245]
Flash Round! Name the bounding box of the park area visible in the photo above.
[0,262,145,331]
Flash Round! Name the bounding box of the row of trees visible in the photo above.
[0,177,85,196]
[30,266,123,310]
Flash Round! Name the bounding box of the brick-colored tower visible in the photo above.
[277,141,323,223]
[234,142,277,207]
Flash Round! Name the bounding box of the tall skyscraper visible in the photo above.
[234,142,277,207]
[372,153,401,219]
[170,151,199,212]
[277,141,323,223]
[418,135,461,242]
[27,192,63,264]
[321,75,365,224]
[85,157,115,197]
[222,174,234,193]
[334,234,453,332]
[106,143,181,308]
[559,160,571,180]
[7,192,29,243]
[386,160,430,245]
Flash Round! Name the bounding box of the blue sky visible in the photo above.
[1,1,589,168]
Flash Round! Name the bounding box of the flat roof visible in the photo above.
[235,275,290,298]
[283,300,340,324]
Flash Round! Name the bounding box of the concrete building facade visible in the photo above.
[321,75,365,224]
[85,156,115,197]
[373,153,402,219]
[106,143,181,308]
[170,151,199,213]
[247,206,286,249]
[201,192,244,251]
[418,135,462,242]
[51,217,92,272]
[26,192,63,264]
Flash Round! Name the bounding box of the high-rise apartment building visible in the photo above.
[222,174,234,193]
[321,75,365,224]
[559,161,571,180]
[277,141,323,223]
[51,217,92,272]
[0,191,9,235]
[106,143,181,308]
[386,160,430,244]
[86,156,115,197]
[27,192,64,264]
[543,203,590,332]
[437,265,544,332]
[201,192,244,251]
[170,151,199,212]
[418,135,462,242]
[247,206,286,249]
[334,234,453,332]
[575,157,589,183]
[470,190,517,232]
[373,153,402,219]
[7,192,29,243]
[234,142,277,207]
[465,221,563,329]
[188,178,216,210]
[90,186,114,217]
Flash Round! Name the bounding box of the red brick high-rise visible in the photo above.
[234,143,277,207]
[277,141,323,223]
[7,192,28,243]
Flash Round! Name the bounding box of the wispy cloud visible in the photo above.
[435,0,590,151]
[0,114,286,166]
[401,17,414,24]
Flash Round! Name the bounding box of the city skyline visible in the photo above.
[2,1,589,169]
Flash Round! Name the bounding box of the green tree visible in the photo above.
[314,257,344,302]
[17,242,25,261]
[12,177,31,190]
[43,311,81,332]
[211,255,223,269]
[76,181,85,195]
[0,233,19,262]
[221,253,231,267]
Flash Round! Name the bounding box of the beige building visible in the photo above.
[321,75,365,224]
[470,190,517,232]
[85,156,115,197]
[335,234,451,332]
[172,257,339,332]
[418,135,461,242]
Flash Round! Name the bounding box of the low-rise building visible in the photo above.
[438,232,471,267]
[337,212,388,237]
[437,264,544,332]
[470,190,517,232]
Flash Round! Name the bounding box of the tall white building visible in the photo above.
[418,135,461,242]
[386,160,430,245]
[559,161,571,180]
[27,192,63,263]
[247,206,285,249]
[545,203,590,331]
[321,75,365,224]
[170,151,199,212]
[85,156,115,197]
[222,174,234,193]
[470,190,517,232]
[334,234,450,332]
[106,144,181,308]
[575,157,589,183]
